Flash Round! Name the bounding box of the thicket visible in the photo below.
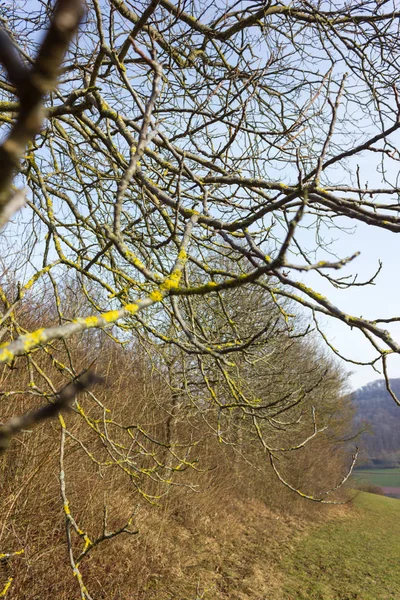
[0,279,354,598]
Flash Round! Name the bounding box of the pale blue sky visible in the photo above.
[305,222,400,391]
[300,144,400,391]
[3,0,400,393]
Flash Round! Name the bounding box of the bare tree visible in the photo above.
[0,0,399,595]
[1,0,400,373]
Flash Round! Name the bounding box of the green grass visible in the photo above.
[281,492,400,599]
[353,467,400,488]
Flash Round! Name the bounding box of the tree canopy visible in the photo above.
[0,0,399,368]
[1,0,399,487]
[2,0,399,596]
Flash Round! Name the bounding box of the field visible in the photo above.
[353,467,400,488]
[280,492,400,599]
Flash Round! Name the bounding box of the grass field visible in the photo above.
[280,492,400,599]
[353,467,400,488]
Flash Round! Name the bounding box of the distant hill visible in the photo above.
[352,379,400,467]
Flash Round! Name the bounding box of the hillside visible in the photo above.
[352,379,400,464]
[129,492,400,599]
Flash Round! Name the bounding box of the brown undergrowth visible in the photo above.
[0,291,353,599]
[0,368,350,600]
[1,449,346,600]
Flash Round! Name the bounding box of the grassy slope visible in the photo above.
[281,492,400,600]
[129,497,306,600]
[130,491,400,600]
[55,490,400,599]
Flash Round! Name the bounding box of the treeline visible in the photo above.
[352,379,400,467]
[0,277,356,599]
